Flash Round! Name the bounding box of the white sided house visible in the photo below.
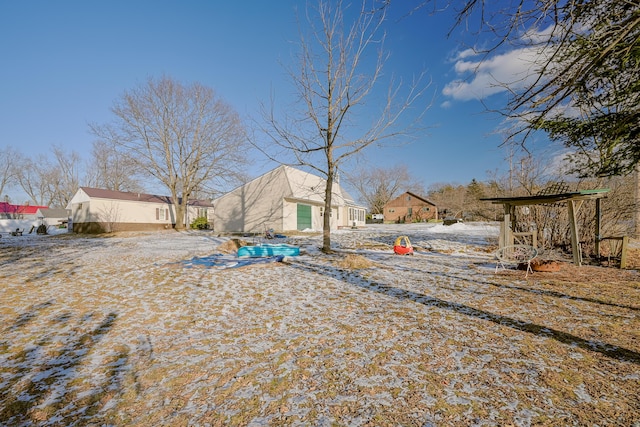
[35,208,71,229]
[68,187,214,233]
[213,165,366,233]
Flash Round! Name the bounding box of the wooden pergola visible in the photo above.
[481,189,610,266]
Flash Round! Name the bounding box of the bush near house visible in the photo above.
[190,216,210,230]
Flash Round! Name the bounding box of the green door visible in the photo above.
[296,204,312,230]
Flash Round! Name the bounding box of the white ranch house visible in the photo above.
[213,165,367,233]
[67,187,213,233]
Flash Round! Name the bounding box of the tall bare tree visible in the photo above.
[259,0,428,252]
[49,146,81,208]
[449,0,639,238]
[91,76,248,230]
[447,1,639,175]
[345,164,424,214]
[16,154,57,206]
[86,140,143,192]
[427,183,466,218]
[14,146,82,208]
[0,147,20,199]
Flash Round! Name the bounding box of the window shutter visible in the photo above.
[165,209,169,221]
[156,208,159,220]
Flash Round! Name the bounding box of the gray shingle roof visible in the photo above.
[80,187,213,207]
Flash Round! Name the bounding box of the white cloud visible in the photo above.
[443,46,543,101]
[443,23,558,103]
[456,48,478,60]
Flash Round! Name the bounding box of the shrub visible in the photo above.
[190,216,210,230]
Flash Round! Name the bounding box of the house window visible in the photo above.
[197,208,208,218]
[422,207,430,212]
[156,207,169,221]
[389,208,395,213]
[407,195,411,201]
[348,208,365,222]
[408,207,413,215]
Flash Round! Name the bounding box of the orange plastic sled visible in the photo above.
[393,236,414,255]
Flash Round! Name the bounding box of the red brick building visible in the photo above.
[383,191,438,223]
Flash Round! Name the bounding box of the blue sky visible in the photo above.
[0,0,552,201]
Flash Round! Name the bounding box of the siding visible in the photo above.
[384,192,438,223]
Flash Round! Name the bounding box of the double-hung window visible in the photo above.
[156,207,169,221]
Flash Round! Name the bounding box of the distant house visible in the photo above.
[35,208,71,228]
[0,201,48,220]
[67,187,214,233]
[213,165,367,233]
[383,191,438,223]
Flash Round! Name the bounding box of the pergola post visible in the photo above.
[567,200,582,266]
[481,188,609,266]
[595,198,602,258]
[499,203,513,248]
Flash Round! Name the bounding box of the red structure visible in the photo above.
[0,201,48,219]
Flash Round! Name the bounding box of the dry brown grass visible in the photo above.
[216,238,249,253]
[1,232,638,426]
[336,253,377,269]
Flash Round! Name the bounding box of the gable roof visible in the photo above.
[36,208,70,218]
[282,166,359,205]
[0,201,48,215]
[214,165,365,210]
[390,191,437,206]
[407,191,436,206]
[78,187,213,207]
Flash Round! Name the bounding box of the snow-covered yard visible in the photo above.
[1,223,638,426]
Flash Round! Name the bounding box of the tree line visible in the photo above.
[347,157,636,254]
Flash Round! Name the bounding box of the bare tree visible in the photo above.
[86,140,143,192]
[14,147,82,208]
[427,182,466,218]
[91,76,248,230]
[447,0,639,176]
[49,146,81,208]
[451,0,640,243]
[16,154,57,206]
[0,147,20,199]
[345,163,423,214]
[259,0,428,252]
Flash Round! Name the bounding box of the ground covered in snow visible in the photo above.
[1,223,638,426]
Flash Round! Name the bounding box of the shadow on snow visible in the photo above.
[289,256,640,365]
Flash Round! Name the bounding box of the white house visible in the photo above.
[213,165,367,233]
[35,208,71,228]
[67,187,214,233]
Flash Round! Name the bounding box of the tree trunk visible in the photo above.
[174,203,185,230]
[322,171,334,253]
[171,190,186,230]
